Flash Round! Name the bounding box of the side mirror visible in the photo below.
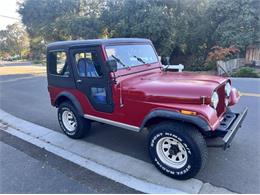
[107,59,117,72]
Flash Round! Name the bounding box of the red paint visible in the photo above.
[49,68,232,131]
[48,40,240,131]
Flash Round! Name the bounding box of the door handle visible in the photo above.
[76,79,82,83]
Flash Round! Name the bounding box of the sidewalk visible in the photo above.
[0,141,93,193]
[0,131,139,193]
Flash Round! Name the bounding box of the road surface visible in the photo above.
[0,62,260,193]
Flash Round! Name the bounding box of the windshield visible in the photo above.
[105,44,158,69]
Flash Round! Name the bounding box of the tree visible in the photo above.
[18,0,259,66]
[206,0,259,53]
[206,46,240,62]
[171,0,259,68]
[0,23,30,59]
[166,0,210,65]
[18,0,105,59]
[101,0,177,56]
[18,0,105,41]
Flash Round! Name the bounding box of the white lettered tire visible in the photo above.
[58,101,91,139]
[148,121,207,180]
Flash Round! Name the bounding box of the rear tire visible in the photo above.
[148,121,207,180]
[58,101,90,139]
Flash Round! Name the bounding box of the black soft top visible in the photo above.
[47,38,151,51]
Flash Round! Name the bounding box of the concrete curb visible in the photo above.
[0,109,234,194]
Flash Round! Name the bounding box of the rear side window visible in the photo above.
[48,51,69,76]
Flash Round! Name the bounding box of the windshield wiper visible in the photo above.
[133,55,146,64]
[111,55,131,70]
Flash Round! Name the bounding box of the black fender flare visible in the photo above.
[140,110,211,133]
[54,92,84,116]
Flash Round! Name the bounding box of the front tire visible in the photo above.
[58,101,90,139]
[148,121,207,180]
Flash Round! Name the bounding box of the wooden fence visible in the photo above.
[245,45,260,66]
[217,58,245,75]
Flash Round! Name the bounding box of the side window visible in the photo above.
[48,51,69,76]
[74,51,103,78]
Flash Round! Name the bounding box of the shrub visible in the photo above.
[32,59,46,66]
[206,46,240,62]
[232,67,259,78]
[203,61,217,71]
[204,46,240,71]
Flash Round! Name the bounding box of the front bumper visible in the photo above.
[212,107,248,150]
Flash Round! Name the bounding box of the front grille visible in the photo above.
[216,84,226,116]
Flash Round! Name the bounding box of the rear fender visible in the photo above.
[54,92,84,116]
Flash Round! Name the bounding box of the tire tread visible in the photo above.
[58,101,90,139]
[148,121,208,179]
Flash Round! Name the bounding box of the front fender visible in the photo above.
[141,109,211,133]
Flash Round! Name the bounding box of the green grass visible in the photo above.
[232,67,259,78]
[32,60,46,66]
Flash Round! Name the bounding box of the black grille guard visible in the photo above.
[222,107,248,149]
[208,107,248,150]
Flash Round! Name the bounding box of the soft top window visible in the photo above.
[48,51,69,76]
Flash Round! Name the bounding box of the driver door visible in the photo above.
[70,46,114,113]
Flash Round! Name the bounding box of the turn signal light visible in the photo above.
[180,110,197,116]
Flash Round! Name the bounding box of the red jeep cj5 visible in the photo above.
[47,38,247,180]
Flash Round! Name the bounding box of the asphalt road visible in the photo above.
[0,64,260,193]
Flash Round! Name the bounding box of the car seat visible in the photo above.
[77,58,106,104]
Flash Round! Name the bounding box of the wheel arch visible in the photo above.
[140,110,211,135]
[54,92,84,116]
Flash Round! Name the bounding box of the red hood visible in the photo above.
[121,70,228,104]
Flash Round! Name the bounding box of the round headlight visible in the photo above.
[225,82,231,97]
[211,91,219,109]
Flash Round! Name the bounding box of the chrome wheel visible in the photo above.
[156,137,188,169]
[62,110,77,132]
